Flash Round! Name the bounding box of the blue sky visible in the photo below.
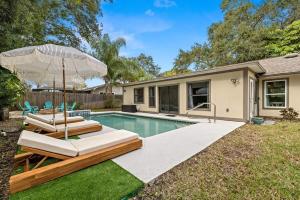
[86,0,224,87]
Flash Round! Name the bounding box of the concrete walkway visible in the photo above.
[113,119,244,183]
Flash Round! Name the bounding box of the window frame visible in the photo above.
[148,86,156,108]
[263,79,288,109]
[134,87,144,104]
[186,80,211,111]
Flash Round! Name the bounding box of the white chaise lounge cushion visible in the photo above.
[28,113,84,124]
[18,130,78,157]
[25,117,56,132]
[55,120,100,132]
[71,129,139,155]
[51,116,84,124]
[28,113,51,124]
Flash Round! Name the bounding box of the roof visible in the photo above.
[123,53,300,87]
[258,53,300,76]
[123,60,265,86]
[82,84,105,91]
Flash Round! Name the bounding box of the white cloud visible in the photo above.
[101,14,173,56]
[154,0,176,8]
[145,9,155,16]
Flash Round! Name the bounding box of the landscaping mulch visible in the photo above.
[0,119,23,200]
[133,122,300,200]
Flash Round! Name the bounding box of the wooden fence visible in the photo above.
[23,92,123,109]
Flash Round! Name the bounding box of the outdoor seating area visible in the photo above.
[19,101,78,115]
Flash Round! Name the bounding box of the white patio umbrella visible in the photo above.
[0,44,107,139]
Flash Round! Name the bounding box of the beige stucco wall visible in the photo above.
[123,70,246,120]
[258,74,300,118]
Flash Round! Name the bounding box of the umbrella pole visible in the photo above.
[62,58,68,140]
[52,77,56,127]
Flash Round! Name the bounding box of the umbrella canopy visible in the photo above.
[0,44,107,139]
[0,44,107,78]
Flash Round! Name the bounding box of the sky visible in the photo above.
[86,0,224,87]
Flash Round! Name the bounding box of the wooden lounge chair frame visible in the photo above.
[10,138,142,194]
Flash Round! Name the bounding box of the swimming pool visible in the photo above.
[89,113,195,138]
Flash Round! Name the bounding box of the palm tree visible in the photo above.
[92,34,144,94]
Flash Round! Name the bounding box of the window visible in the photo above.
[187,81,210,109]
[149,86,156,107]
[264,79,287,108]
[134,88,144,104]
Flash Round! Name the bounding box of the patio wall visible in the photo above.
[23,92,123,109]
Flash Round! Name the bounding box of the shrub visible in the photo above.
[74,102,82,110]
[280,107,299,121]
[104,95,122,108]
[0,67,25,109]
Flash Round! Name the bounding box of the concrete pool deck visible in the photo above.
[89,112,244,183]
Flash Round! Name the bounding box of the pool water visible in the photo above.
[89,113,194,138]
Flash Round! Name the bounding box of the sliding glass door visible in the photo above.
[159,85,179,113]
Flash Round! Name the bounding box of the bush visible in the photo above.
[0,67,25,109]
[280,107,299,121]
[104,96,122,108]
[74,102,82,110]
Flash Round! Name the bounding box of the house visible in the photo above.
[82,84,123,95]
[122,53,300,122]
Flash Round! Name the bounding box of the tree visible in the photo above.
[132,53,161,77]
[0,0,108,52]
[162,68,192,77]
[266,20,300,56]
[173,0,300,69]
[92,34,146,94]
[174,43,215,71]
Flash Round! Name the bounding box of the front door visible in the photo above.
[159,85,179,114]
[249,79,256,119]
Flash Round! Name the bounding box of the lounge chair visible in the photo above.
[43,101,53,109]
[24,101,39,114]
[10,130,142,193]
[57,102,66,112]
[25,116,102,138]
[18,103,31,115]
[67,102,76,111]
[28,113,84,125]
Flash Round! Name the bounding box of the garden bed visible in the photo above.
[0,119,23,200]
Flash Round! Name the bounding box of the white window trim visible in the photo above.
[264,79,287,109]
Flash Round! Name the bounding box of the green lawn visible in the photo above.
[136,121,300,199]
[11,160,143,200]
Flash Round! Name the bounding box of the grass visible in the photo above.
[11,160,143,200]
[136,121,300,199]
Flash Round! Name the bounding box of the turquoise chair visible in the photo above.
[67,102,77,111]
[58,102,67,112]
[24,101,39,114]
[43,101,53,109]
[18,103,31,115]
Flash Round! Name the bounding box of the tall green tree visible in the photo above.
[173,0,300,70]
[266,20,300,56]
[132,53,161,77]
[0,0,108,52]
[174,43,215,71]
[92,34,146,94]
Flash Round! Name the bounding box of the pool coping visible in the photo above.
[90,111,209,124]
